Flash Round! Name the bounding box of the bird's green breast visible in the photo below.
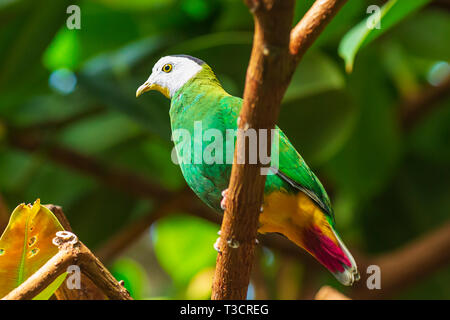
[168,66,333,219]
[169,69,236,211]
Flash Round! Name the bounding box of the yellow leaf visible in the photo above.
[0,199,65,298]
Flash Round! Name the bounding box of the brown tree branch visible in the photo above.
[2,231,132,300]
[45,205,107,300]
[211,0,348,300]
[211,0,296,300]
[290,0,348,62]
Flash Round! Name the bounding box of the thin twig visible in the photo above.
[290,0,348,62]
[44,204,107,300]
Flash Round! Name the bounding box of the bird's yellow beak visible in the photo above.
[136,80,170,98]
[136,80,154,98]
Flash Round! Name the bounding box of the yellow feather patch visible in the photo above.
[258,190,338,250]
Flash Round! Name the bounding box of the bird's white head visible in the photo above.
[136,55,204,99]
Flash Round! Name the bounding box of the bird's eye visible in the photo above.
[162,64,173,73]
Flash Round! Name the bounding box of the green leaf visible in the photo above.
[110,257,149,300]
[339,0,431,73]
[43,28,81,71]
[152,214,218,286]
[33,272,67,300]
[0,200,66,298]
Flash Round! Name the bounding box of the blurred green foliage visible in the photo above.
[0,0,448,299]
[339,0,431,72]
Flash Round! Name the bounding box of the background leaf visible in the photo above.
[152,214,218,287]
[338,0,431,73]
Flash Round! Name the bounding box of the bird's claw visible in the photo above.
[214,236,221,253]
[220,188,229,211]
[221,189,264,213]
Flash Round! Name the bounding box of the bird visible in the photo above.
[136,54,360,286]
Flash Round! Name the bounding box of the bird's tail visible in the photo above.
[258,191,360,286]
[301,224,360,286]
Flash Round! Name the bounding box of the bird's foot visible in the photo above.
[220,188,228,210]
[214,230,222,253]
[214,236,221,253]
[221,188,264,213]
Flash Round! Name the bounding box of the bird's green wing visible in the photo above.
[218,95,334,221]
[274,130,334,221]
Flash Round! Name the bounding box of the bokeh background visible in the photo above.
[0,0,449,299]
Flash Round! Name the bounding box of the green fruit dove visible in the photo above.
[136,55,359,285]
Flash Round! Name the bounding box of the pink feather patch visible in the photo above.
[303,225,352,273]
